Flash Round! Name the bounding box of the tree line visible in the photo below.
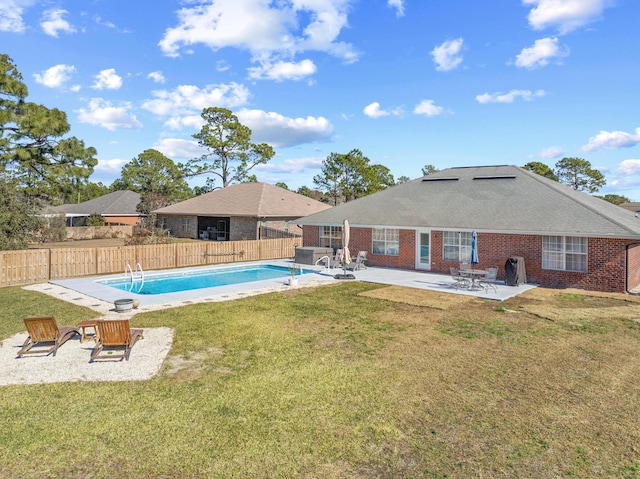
[0,53,629,249]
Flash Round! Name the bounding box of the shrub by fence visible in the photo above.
[0,238,299,287]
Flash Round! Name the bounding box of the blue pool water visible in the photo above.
[98,265,311,295]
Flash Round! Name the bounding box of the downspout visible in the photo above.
[626,241,640,295]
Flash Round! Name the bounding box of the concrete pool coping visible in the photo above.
[26,260,537,318]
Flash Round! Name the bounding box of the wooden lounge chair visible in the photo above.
[90,319,143,362]
[17,316,80,357]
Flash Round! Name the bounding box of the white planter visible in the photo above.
[288,277,299,286]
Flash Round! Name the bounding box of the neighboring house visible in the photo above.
[296,165,640,293]
[51,190,142,226]
[153,182,331,241]
[620,202,640,214]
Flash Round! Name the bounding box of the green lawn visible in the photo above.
[2,283,640,478]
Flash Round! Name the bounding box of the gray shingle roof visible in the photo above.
[296,165,640,239]
[57,190,141,216]
[154,182,331,218]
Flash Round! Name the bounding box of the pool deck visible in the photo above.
[30,260,537,317]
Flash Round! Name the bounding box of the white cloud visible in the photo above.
[163,115,204,131]
[532,146,564,159]
[582,128,640,152]
[523,0,612,34]
[617,159,640,176]
[0,0,34,32]
[254,156,325,175]
[363,102,389,119]
[142,82,251,118]
[431,38,464,72]
[76,98,143,131]
[235,109,333,147]
[147,71,166,84]
[159,0,359,78]
[33,64,75,88]
[247,59,317,81]
[363,102,402,119]
[154,138,205,160]
[92,68,123,90]
[95,158,128,174]
[476,89,546,104]
[388,0,405,17]
[515,37,568,69]
[40,8,75,37]
[413,100,444,117]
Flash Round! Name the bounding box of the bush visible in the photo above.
[86,213,105,226]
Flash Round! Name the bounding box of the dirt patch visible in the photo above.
[359,285,474,310]
[520,287,640,303]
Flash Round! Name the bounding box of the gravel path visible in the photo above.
[0,327,174,386]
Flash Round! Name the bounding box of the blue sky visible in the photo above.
[3,0,640,200]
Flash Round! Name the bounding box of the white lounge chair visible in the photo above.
[345,251,367,271]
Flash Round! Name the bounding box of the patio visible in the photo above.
[29,261,537,316]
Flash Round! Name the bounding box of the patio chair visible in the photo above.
[479,266,499,293]
[449,267,470,289]
[330,249,343,268]
[459,262,472,271]
[90,319,143,362]
[17,316,80,357]
[345,251,367,271]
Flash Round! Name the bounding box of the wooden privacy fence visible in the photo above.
[0,238,299,287]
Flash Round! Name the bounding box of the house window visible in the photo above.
[182,218,191,233]
[543,236,587,272]
[443,231,473,262]
[158,217,167,230]
[320,226,342,248]
[372,228,399,256]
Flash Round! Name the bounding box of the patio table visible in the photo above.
[459,269,487,290]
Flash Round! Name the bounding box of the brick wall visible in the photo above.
[230,217,257,241]
[302,225,639,293]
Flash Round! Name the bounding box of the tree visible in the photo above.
[396,175,411,184]
[421,164,439,176]
[113,149,192,214]
[188,107,275,187]
[193,177,217,196]
[0,177,43,250]
[0,54,97,203]
[523,161,559,181]
[313,149,395,205]
[554,157,605,193]
[596,194,631,205]
[275,182,289,190]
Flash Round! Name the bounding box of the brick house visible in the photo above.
[52,190,142,226]
[296,165,640,293]
[154,182,331,241]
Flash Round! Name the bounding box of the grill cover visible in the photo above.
[505,256,527,286]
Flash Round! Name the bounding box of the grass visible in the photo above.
[2,282,640,478]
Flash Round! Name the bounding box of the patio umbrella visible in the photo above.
[341,219,351,267]
[470,231,479,267]
[335,219,354,279]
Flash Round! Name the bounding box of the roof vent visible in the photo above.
[472,175,517,180]
[422,177,459,182]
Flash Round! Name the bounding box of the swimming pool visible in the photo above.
[98,264,312,295]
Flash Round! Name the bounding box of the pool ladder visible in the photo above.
[125,263,145,293]
[125,263,145,283]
